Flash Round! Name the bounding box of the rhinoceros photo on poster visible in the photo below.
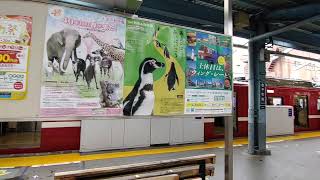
[40,6,126,117]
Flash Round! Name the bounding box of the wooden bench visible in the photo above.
[54,154,215,180]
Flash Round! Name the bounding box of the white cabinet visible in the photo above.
[80,119,124,152]
[170,118,184,144]
[151,118,170,145]
[124,118,150,148]
[80,117,204,152]
[170,118,204,145]
[266,106,294,136]
[110,120,125,148]
[183,118,204,143]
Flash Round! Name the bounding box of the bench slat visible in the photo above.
[55,154,215,180]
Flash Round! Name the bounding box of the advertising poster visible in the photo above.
[124,19,186,116]
[40,6,125,117]
[0,15,32,100]
[185,30,232,114]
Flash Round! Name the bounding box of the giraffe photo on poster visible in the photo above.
[40,6,126,117]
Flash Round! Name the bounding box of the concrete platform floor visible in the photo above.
[0,137,319,180]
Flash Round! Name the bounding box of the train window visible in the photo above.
[267,97,283,105]
[317,98,320,111]
[0,122,41,149]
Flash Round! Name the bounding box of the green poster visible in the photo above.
[123,19,186,116]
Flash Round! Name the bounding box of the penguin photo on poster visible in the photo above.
[166,62,179,91]
[123,58,165,116]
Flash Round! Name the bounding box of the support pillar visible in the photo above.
[224,0,233,179]
[248,22,271,155]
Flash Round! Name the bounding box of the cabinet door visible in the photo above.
[183,118,204,143]
[80,120,111,152]
[170,118,184,144]
[110,120,125,148]
[124,119,150,148]
[151,118,170,145]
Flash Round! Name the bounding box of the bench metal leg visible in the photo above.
[199,160,206,180]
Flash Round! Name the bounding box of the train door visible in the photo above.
[294,95,309,128]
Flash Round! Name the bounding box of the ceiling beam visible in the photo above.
[139,6,224,29]
[138,5,253,36]
[305,22,320,30]
[234,0,267,11]
[269,21,320,39]
[189,0,224,11]
[292,28,320,38]
[250,14,320,42]
[273,37,320,53]
[265,3,320,21]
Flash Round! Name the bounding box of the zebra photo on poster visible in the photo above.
[40,6,126,117]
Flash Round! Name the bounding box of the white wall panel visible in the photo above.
[124,118,150,148]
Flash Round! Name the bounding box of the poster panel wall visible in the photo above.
[39,6,232,118]
[0,15,32,100]
[40,6,126,117]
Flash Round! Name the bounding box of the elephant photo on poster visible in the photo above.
[40,6,126,117]
[46,28,81,75]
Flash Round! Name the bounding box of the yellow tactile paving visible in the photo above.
[0,131,319,168]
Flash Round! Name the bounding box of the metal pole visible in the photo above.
[224,0,233,180]
[248,40,257,154]
[224,0,233,36]
[224,116,233,180]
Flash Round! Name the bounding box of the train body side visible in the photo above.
[204,83,320,140]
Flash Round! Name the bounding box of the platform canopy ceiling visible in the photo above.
[43,0,320,54]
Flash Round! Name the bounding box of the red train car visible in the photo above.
[204,81,320,141]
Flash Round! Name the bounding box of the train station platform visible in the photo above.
[0,131,319,179]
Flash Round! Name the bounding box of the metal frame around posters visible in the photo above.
[2,1,234,180]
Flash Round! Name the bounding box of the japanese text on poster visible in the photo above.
[40,6,126,117]
[185,30,232,114]
[124,19,186,116]
[0,15,32,100]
